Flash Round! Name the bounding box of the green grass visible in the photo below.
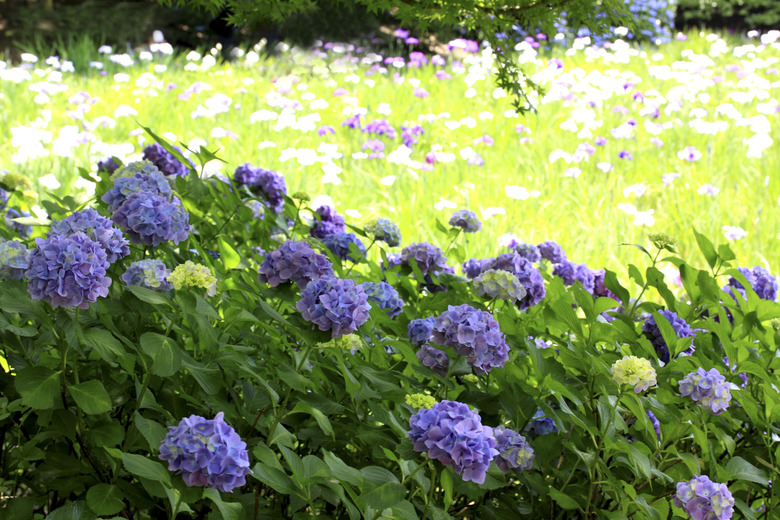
[1,32,778,278]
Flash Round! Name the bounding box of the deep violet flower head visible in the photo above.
[538,241,567,264]
[0,239,31,280]
[310,205,346,239]
[408,317,435,345]
[462,258,487,279]
[408,400,498,484]
[364,217,401,247]
[257,240,333,288]
[553,261,596,294]
[493,426,534,473]
[481,253,546,310]
[674,476,734,520]
[592,269,618,299]
[101,169,172,212]
[296,276,371,338]
[120,259,172,291]
[513,242,541,263]
[431,304,509,374]
[49,208,129,263]
[473,269,527,303]
[416,343,449,377]
[399,242,449,281]
[4,208,32,238]
[726,266,778,302]
[26,233,111,309]
[111,192,190,247]
[449,209,481,233]
[97,156,121,175]
[158,412,250,493]
[642,309,696,364]
[322,232,366,262]
[678,368,732,414]
[142,143,193,177]
[526,408,558,438]
[232,163,287,214]
[362,281,404,317]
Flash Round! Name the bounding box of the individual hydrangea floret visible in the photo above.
[158,412,250,493]
[674,475,734,520]
[296,276,371,338]
[408,400,498,484]
[726,266,778,302]
[538,240,567,264]
[322,232,366,262]
[168,261,217,297]
[310,205,346,239]
[233,163,287,214]
[526,408,558,438]
[120,259,172,291]
[678,368,732,414]
[49,208,130,263]
[405,393,437,410]
[449,209,481,233]
[102,169,172,212]
[513,242,541,263]
[26,233,111,309]
[493,426,534,473]
[462,258,486,279]
[4,208,32,238]
[0,239,31,280]
[482,253,546,310]
[408,317,435,345]
[416,343,449,377]
[362,281,404,318]
[642,309,696,364]
[611,355,657,393]
[473,269,527,303]
[431,304,509,374]
[364,217,401,247]
[142,143,193,177]
[257,240,334,288]
[111,192,191,247]
[553,261,596,294]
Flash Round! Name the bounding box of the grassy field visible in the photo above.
[1,31,778,279]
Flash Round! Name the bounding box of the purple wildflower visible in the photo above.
[362,119,397,139]
[97,157,121,174]
[399,242,450,282]
[646,410,661,441]
[296,276,371,338]
[257,240,333,288]
[431,304,509,374]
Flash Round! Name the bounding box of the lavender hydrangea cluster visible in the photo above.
[49,209,129,263]
[0,239,31,280]
[101,168,172,212]
[26,233,112,309]
[553,261,596,294]
[592,269,618,299]
[257,240,333,288]
[431,304,509,374]
[642,309,696,364]
[449,209,481,233]
[493,426,534,473]
[462,258,486,279]
[513,242,541,263]
[296,276,371,338]
[158,412,250,493]
[674,476,734,520]
[120,259,172,291]
[233,163,287,213]
[678,368,732,414]
[322,232,366,262]
[142,143,193,177]
[310,205,346,239]
[408,317,435,345]
[97,156,120,174]
[111,192,190,247]
[364,217,401,247]
[726,266,778,302]
[473,269,527,303]
[538,241,567,263]
[526,408,558,438]
[361,281,404,317]
[416,343,449,377]
[399,242,450,284]
[408,400,498,484]
[481,253,546,310]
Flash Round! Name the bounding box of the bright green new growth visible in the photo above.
[611,355,657,393]
[405,393,438,410]
[318,333,363,352]
[168,260,218,296]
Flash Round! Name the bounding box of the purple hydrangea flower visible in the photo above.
[257,240,333,288]
[323,232,366,262]
[592,269,618,299]
[142,143,193,177]
[449,209,481,233]
[726,266,778,302]
[481,253,546,310]
[416,343,449,376]
[310,205,346,239]
[159,412,250,493]
[26,233,111,309]
[4,208,32,238]
[49,208,129,263]
[408,317,435,345]
[365,217,401,247]
[111,192,190,247]
[97,156,121,174]
[399,242,450,282]
[245,200,265,220]
[121,259,172,291]
[678,367,732,414]
[674,476,734,520]
[0,239,31,279]
[553,261,596,294]
[111,160,164,179]
[101,169,172,212]
[538,241,567,263]
[408,400,498,484]
[642,309,696,364]
[493,426,534,473]
[362,281,404,317]
[233,163,287,214]
[296,276,371,338]
[646,410,661,441]
[431,304,509,374]
[526,408,558,438]
[513,242,541,263]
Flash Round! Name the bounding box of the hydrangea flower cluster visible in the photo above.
[319,333,363,353]
[431,304,509,374]
[408,317,435,345]
[322,232,366,262]
[101,167,172,212]
[408,400,498,484]
[678,368,732,414]
[158,412,250,493]
[168,261,217,297]
[405,393,437,410]
[398,242,450,284]
[111,192,191,247]
[364,217,401,247]
[462,258,486,279]
[0,239,31,280]
[449,209,481,233]
[553,261,596,294]
[592,269,618,300]
[310,205,346,239]
[49,209,130,263]
[473,269,527,303]
[674,476,734,520]
[493,426,534,473]
[26,233,111,309]
[513,242,541,263]
[110,160,163,180]
[642,309,696,364]
[726,266,778,302]
[257,240,333,288]
[97,156,120,174]
[416,343,449,377]
[361,281,404,317]
[611,355,657,393]
[142,143,193,177]
[296,276,371,338]
[538,241,567,263]
[233,163,287,214]
[245,199,265,220]
[120,259,172,291]
[481,253,546,310]
[526,408,558,438]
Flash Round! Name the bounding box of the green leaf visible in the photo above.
[548,487,580,510]
[218,236,241,270]
[725,456,769,484]
[15,367,61,410]
[86,484,125,516]
[45,500,97,520]
[134,412,168,452]
[122,453,171,485]
[358,466,405,511]
[323,449,363,487]
[139,332,182,377]
[693,227,718,269]
[203,488,243,520]
[83,328,128,364]
[288,401,334,438]
[139,124,194,173]
[441,467,453,510]
[69,380,112,414]
[251,462,295,494]
[126,285,172,306]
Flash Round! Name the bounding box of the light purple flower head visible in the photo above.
[323,232,366,262]
[399,242,450,283]
[310,205,346,239]
[449,209,481,233]
[526,408,558,438]
[553,261,596,294]
[296,276,371,338]
[49,208,129,263]
[362,281,404,317]
[142,143,193,177]
[257,240,334,288]
[493,426,534,473]
[111,192,190,247]
[642,309,696,364]
[462,258,486,279]
[674,475,734,520]
[431,304,509,374]
[678,367,732,414]
[365,217,401,247]
[408,317,435,345]
[408,400,497,484]
[416,343,449,377]
[513,242,541,263]
[0,239,31,280]
[233,163,287,214]
[26,233,112,309]
[726,266,778,302]
[102,169,172,212]
[159,412,250,493]
[121,259,172,291]
[482,253,546,310]
[538,241,567,263]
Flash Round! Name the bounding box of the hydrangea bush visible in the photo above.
[0,136,775,519]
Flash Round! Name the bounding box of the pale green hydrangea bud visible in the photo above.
[473,269,527,302]
[169,261,217,297]
[611,355,657,393]
[405,393,437,410]
[648,233,677,251]
[461,374,479,384]
[319,334,363,352]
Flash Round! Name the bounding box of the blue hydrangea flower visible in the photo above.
[449,209,481,233]
[0,239,31,280]
[462,258,486,279]
[143,143,193,177]
[493,426,534,473]
[399,243,450,288]
[26,233,112,309]
[102,169,172,212]
[364,217,401,247]
[110,160,164,180]
[245,199,265,220]
[257,240,333,288]
[646,410,661,441]
[5,208,32,238]
[473,269,527,302]
[49,208,129,263]
[431,304,509,374]
[642,309,696,364]
[513,242,541,263]
[159,412,251,493]
[233,163,287,214]
[482,253,546,310]
[362,281,404,317]
[553,261,596,294]
[121,259,172,291]
[538,241,567,263]
[322,232,366,262]
[526,408,558,438]
[310,205,346,239]
[674,476,734,520]
[408,400,498,484]
[97,157,121,174]
[111,192,191,247]
[678,367,732,415]
[408,317,435,345]
[416,343,449,377]
[296,276,371,338]
[726,266,778,302]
